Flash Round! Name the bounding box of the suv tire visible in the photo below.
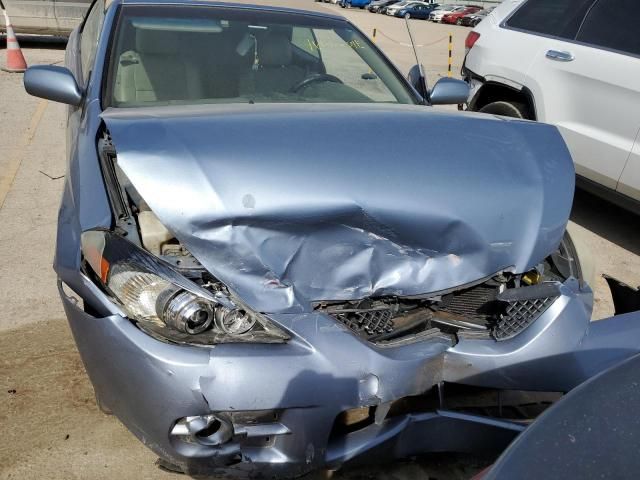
[478,100,527,119]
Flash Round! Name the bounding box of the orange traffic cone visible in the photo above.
[2,11,27,73]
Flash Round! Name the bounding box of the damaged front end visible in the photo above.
[316,246,579,346]
[55,104,640,478]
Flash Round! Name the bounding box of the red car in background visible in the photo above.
[442,5,481,24]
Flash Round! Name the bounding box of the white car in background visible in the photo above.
[429,5,464,22]
[463,0,640,211]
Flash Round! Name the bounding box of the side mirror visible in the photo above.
[24,65,83,106]
[407,64,427,99]
[428,77,470,105]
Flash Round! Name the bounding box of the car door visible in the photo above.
[573,0,640,202]
[617,124,640,202]
[523,0,640,190]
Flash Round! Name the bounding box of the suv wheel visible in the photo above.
[478,100,528,119]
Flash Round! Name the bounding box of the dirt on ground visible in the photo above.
[0,318,175,479]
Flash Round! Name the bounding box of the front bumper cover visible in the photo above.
[60,275,640,477]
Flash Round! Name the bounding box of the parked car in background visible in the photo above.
[0,0,90,35]
[367,0,400,12]
[340,0,372,8]
[386,0,421,16]
[460,6,494,27]
[463,0,640,211]
[441,5,481,24]
[394,2,440,18]
[428,4,464,22]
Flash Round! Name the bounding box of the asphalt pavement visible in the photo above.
[1,4,639,479]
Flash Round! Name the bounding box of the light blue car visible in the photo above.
[21,0,640,478]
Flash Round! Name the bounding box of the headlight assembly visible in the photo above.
[81,230,289,345]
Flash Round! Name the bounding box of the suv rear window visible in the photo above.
[505,0,595,39]
[576,0,640,57]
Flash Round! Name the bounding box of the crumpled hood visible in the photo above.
[101,103,574,314]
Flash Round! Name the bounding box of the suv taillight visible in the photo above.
[465,31,481,51]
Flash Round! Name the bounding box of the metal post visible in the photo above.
[448,34,453,77]
[368,28,377,76]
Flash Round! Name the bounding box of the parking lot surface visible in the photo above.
[1,3,639,479]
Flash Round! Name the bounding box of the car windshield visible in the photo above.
[106,5,417,107]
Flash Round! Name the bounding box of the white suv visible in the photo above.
[463,0,640,211]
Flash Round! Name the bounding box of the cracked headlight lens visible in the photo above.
[80,230,288,345]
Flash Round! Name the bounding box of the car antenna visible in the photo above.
[404,15,428,100]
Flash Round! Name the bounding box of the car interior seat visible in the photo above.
[113,28,204,104]
[238,31,307,96]
[189,27,251,99]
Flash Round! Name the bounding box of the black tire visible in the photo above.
[405,12,411,19]
[478,100,528,119]
[456,18,463,25]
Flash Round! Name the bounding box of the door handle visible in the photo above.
[546,50,574,62]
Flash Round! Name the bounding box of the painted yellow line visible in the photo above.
[0,99,48,210]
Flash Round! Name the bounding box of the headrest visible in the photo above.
[135,29,180,55]
[259,32,292,67]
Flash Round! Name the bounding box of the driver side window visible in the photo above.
[80,0,105,84]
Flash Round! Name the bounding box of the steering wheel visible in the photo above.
[291,73,343,93]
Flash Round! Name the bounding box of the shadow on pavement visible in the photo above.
[571,187,640,256]
[0,33,68,50]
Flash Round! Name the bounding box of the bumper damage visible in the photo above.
[60,272,640,477]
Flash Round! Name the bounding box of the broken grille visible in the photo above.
[328,283,559,343]
[438,284,498,322]
[331,309,395,336]
[494,296,556,341]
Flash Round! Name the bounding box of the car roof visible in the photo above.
[107,0,345,20]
